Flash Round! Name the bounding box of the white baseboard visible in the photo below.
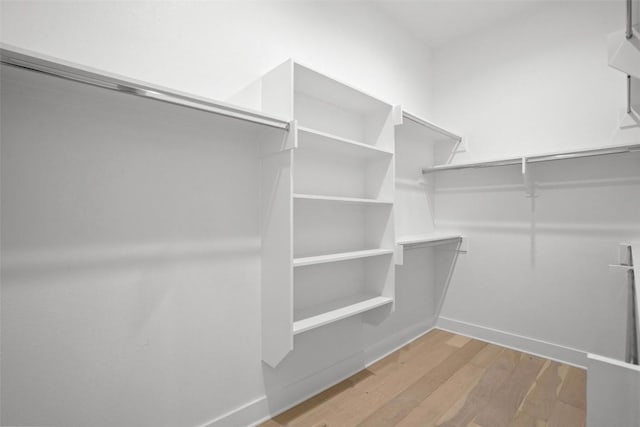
[437,316,587,368]
[364,317,436,367]
[200,318,435,427]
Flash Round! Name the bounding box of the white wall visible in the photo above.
[0,0,432,117]
[432,1,631,159]
[0,2,437,426]
[0,64,273,427]
[431,1,640,362]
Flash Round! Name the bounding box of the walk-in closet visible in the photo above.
[1,1,639,426]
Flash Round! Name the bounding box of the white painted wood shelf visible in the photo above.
[293,193,393,205]
[402,111,462,144]
[396,234,462,247]
[293,248,394,267]
[298,126,393,159]
[421,142,640,174]
[293,295,393,335]
[294,61,392,116]
[259,59,396,366]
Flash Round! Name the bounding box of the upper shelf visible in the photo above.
[294,62,392,114]
[297,126,393,159]
[422,142,640,174]
[0,44,290,130]
[401,111,462,143]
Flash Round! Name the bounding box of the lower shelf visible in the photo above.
[293,294,393,335]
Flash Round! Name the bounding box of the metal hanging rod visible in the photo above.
[0,45,290,130]
[627,0,634,39]
[403,111,462,142]
[626,249,638,365]
[422,142,640,174]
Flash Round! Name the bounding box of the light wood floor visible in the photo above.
[262,329,586,427]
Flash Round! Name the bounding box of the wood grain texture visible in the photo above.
[437,349,521,427]
[558,367,586,409]
[355,340,487,426]
[548,401,586,427]
[395,363,486,427]
[262,330,586,427]
[473,353,546,427]
[519,361,564,421]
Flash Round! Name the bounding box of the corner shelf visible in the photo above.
[402,111,462,144]
[293,248,394,267]
[396,234,462,247]
[293,295,393,335]
[293,193,393,205]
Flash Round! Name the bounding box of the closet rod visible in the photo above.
[403,111,462,142]
[0,46,290,130]
[627,0,633,39]
[422,143,640,174]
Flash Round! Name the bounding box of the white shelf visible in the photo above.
[293,193,393,205]
[0,45,291,130]
[422,142,640,174]
[396,234,462,246]
[294,62,391,114]
[298,126,393,159]
[402,111,461,143]
[293,248,394,267]
[293,294,393,335]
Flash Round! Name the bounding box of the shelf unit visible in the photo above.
[392,111,463,338]
[259,60,397,367]
[394,110,462,245]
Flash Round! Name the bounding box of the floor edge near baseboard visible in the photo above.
[200,318,436,427]
[436,316,587,369]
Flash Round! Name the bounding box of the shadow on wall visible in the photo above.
[259,238,463,421]
[433,152,640,267]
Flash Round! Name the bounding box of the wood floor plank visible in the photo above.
[520,361,563,421]
[356,340,487,427]
[436,349,521,427]
[548,402,585,427]
[395,363,486,427]
[263,331,585,427]
[446,334,472,348]
[558,367,586,410]
[267,379,352,426]
[311,331,458,426]
[473,353,546,427]
[469,344,504,368]
[508,411,546,427]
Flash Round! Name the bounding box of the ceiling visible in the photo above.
[375,1,544,48]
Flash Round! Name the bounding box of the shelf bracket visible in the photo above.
[259,120,297,158]
[394,245,404,266]
[393,105,403,126]
[522,156,536,198]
